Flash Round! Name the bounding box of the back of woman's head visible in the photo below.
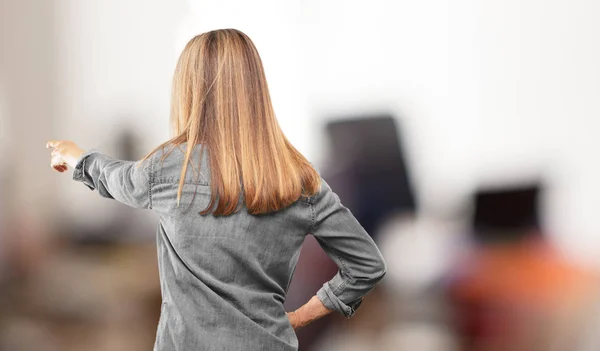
[143,28,321,216]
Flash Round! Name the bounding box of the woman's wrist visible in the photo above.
[65,147,85,168]
[290,295,333,330]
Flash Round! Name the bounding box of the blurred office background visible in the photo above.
[1,0,600,350]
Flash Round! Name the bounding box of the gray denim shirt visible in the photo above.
[72,143,387,351]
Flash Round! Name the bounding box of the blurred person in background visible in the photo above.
[45,29,386,351]
[446,184,600,351]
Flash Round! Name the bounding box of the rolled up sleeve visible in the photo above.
[310,180,387,318]
[72,149,154,209]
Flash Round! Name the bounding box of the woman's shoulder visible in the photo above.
[148,143,209,185]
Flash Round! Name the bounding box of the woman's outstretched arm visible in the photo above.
[46,140,154,209]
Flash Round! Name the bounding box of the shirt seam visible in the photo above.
[153,176,210,186]
[149,152,155,209]
[306,203,316,233]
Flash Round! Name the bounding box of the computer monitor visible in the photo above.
[472,184,542,243]
[324,115,416,237]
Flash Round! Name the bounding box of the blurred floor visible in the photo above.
[0,241,161,351]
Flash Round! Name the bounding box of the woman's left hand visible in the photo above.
[46,140,85,172]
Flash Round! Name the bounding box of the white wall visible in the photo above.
[54,0,187,226]
[296,0,600,264]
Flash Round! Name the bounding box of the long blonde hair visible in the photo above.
[141,29,320,216]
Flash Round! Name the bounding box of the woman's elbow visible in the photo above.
[373,257,387,282]
[360,255,387,284]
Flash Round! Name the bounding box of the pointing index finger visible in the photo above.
[46,140,60,148]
